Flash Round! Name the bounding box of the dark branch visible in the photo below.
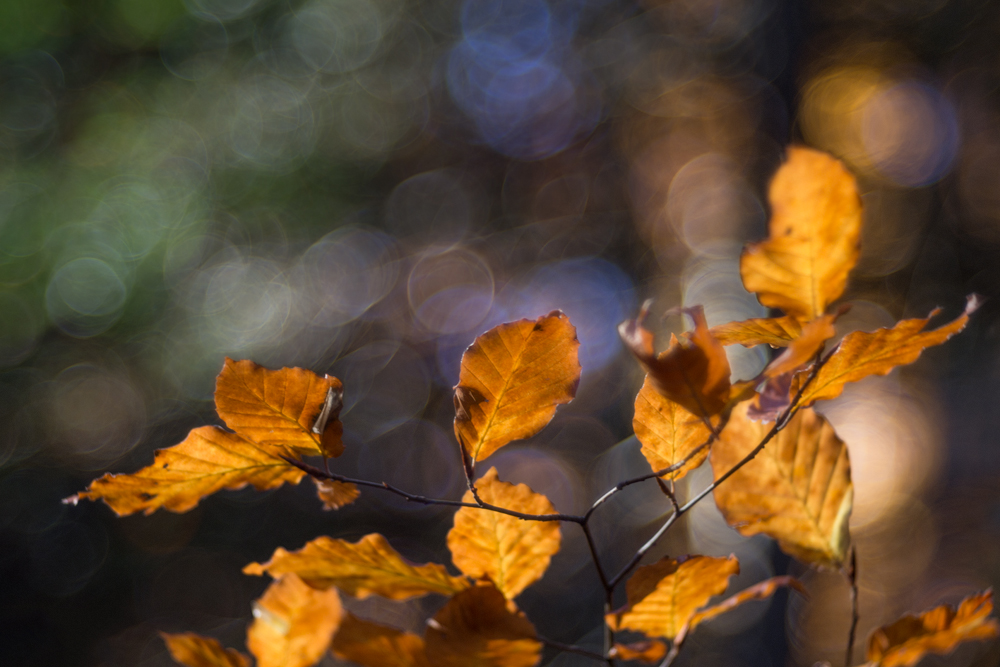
[538,636,609,663]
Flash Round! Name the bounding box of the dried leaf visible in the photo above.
[619,304,731,418]
[741,146,862,322]
[314,478,359,510]
[867,590,999,667]
[243,533,469,600]
[795,296,980,407]
[711,402,853,568]
[215,358,345,457]
[66,426,304,516]
[448,468,561,600]
[161,632,249,667]
[425,583,542,667]
[454,312,580,462]
[247,573,342,667]
[332,613,430,667]
[709,316,803,348]
[685,576,807,635]
[763,313,839,379]
[609,640,668,663]
[633,374,713,482]
[746,373,793,422]
[606,555,739,640]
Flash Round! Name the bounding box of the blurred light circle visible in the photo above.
[486,449,578,513]
[160,15,229,81]
[184,0,265,22]
[201,256,292,348]
[861,81,959,187]
[408,247,494,334]
[28,521,109,597]
[386,169,485,242]
[227,76,316,170]
[0,291,42,366]
[45,258,128,337]
[289,0,384,74]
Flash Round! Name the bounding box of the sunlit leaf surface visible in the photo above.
[709,316,803,347]
[332,613,430,667]
[246,573,342,667]
[161,632,249,667]
[633,375,713,481]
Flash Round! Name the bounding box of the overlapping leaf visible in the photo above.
[709,316,802,348]
[632,375,714,481]
[866,590,999,667]
[425,583,542,667]
[454,312,580,462]
[313,478,359,510]
[162,632,249,667]
[332,613,430,667]
[607,555,739,640]
[215,357,345,457]
[609,641,668,663]
[711,402,853,568]
[67,426,305,516]
[740,146,862,322]
[246,573,342,667]
[448,468,561,600]
[243,533,469,600]
[762,313,838,379]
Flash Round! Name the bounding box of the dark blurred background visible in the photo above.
[2,0,1000,665]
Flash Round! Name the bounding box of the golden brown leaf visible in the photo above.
[606,555,739,640]
[425,583,542,667]
[632,375,713,482]
[243,533,469,600]
[684,576,807,636]
[66,426,304,516]
[709,316,803,347]
[332,613,430,667]
[247,573,342,667]
[161,632,249,667]
[215,358,345,457]
[619,304,731,418]
[763,313,838,378]
[609,640,668,663]
[740,146,862,322]
[866,590,999,667]
[795,296,980,406]
[447,467,561,600]
[453,312,580,461]
[314,478,359,510]
[711,402,852,568]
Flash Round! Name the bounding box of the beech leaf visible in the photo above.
[762,312,839,379]
[709,316,803,348]
[684,575,806,637]
[632,375,713,482]
[454,312,581,462]
[609,640,668,663]
[331,613,430,667]
[740,146,862,322]
[161,632,249,667]
[447,467,561,600]
[66,425,304,516]
[246,573,342,667]
[711,402,852,568]
[313,478,359,510]
[243,533,469,600]
[866,589,999,667]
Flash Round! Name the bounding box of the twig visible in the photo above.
[845,546,859,667]
[538,636,608,663]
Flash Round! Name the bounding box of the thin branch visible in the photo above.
[845,546,859,667]
[537,636,609,663]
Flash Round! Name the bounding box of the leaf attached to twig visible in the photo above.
[633,375,714,482]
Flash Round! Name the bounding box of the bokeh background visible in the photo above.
[2,0,1000,665]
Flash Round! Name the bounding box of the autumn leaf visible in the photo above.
[683,575,806,637]
[314,478,359,510]
[161,632,249,667]
[711,402,852,568]
[794,295,980,407]
[709,316,803,347]
[866,590,999,667]
[632,375,713,482]
[453,312,580,462]
[606,555,739,640]
[247,573,342,667]
[66,426,304,516]
[215,358,345,458]
[740,146,862,322]
[243,533,469,600]
[448,467,561,600]
[619,304,731,418]
[425,583,542,667]
[762,312,839,379]
[331,613,430,667]
[609,640,668,663]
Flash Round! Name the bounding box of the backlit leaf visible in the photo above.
[425,583,542,667]
[161,632,249,667]
[243,533,469,600]
[247,573,342,667]
[66,426,304,516]
[314,478,359,510]
[215,358,345,457]
[711,402,852,568]
[684,576,806,636]
[448,467,561,600]
[632,375,713,482]
[866,590,999,667]
[606,555,739,640]
[709,316,802,347]
[762,313,838,378]
[331,613,430,667]
[454,312,580,462]
[609,640,668,663]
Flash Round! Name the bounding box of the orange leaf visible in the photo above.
[332,613,430,667]
[711,402,852,568]
[740,146,862,322]
[314,478,359,510]
[247,573,342,667]
[606,555,739,640]
[684,575,807,636]
[161,632,249,667]
[215,358,345,458]
[763,312,839,379]
[454,312,580,462]
[425,583,542,667]
[866,590,999,667]
[795,296,980,406]
[609,640,668,663]
[448,468,561,600]
[619,304,731,418]
[632,375,713,482]
[66,426,304,516]
[243,533,469,600]
[709,316,803,347]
